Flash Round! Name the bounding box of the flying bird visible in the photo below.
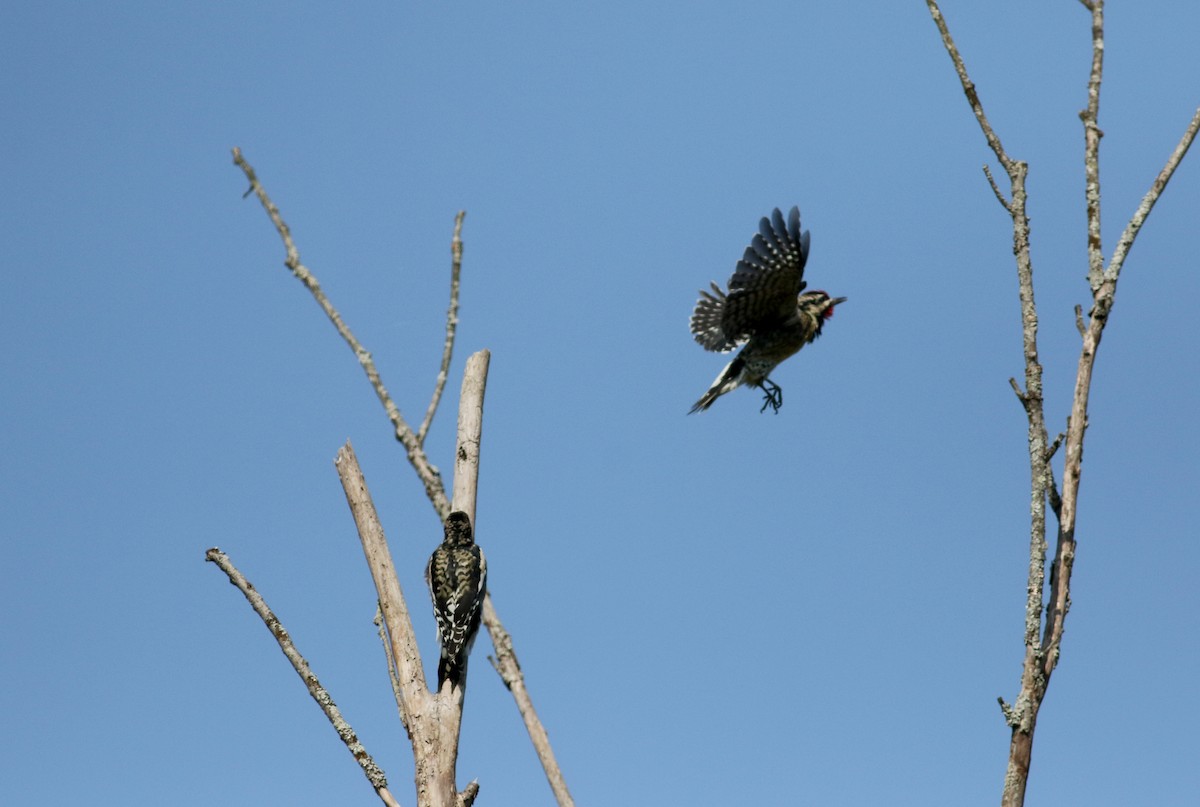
[425,510,487,692]
[689,206,846,413]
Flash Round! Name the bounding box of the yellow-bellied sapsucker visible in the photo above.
[425,510,487,692]
[689,206,847,414]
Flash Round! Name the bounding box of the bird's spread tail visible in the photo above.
[688,357,744,414]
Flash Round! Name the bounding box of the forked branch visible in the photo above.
[925,3,1198,806]
[231,147,450,515]
[231,148,574,806]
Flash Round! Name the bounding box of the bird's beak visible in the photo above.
[831,296,848,306]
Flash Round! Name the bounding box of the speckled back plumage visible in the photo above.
[425,511,487,690]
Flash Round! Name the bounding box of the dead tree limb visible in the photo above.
[230,148,574,806]
[420,212,466,446]
[336,442,467,807]
[205,547,402,807]
[926,3,1197,805]
[232,146,449,516]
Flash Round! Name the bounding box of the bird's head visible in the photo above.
[801,290,848,320]
[444,511,474,545]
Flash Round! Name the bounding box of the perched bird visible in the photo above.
[425,510,487,692]
[689,206,846,413]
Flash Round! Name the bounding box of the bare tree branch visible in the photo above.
[928,3,1198,805]
[448,352,575,806]
[419,212,467,446]
[483,598,576,807]
[925,1,1016,174]
[336,442,464,807]
[1104,105,1200,285]
[983,164,1011,210]
[375,605,411,736]
[232,148,573,805]
[1044,433,1065,522]
[232,147,450,516]
[924,4,1050,805]
[451,350,489,519]
[1082,0,1106,290]
[205,547,400,807]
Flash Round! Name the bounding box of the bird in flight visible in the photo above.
[689,206,846,414]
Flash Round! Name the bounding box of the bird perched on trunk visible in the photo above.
[425,510,487,692]
[689,206,846,414]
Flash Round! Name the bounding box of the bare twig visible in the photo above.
[1082,1,1106,290]
[925,2,1016,174]
[1104,105,1200,285]
[1044,433,1065,522]
[983,165,1011,210]
[205,547,398,807]
[419,212,467,446]
[232,147,450,516]
[1045,432,1065,462]
[375,606,411,736]
[1008,377,1026,405]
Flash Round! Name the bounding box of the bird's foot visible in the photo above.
[759,380,783,414]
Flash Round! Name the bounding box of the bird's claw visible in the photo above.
[759,380,783,414]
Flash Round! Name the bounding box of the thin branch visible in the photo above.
[1082,1,1106,290]
[925,7,1053,807]
[1045,432,1065,462]
[1075,304,1086,337]
[1104,105,1200,285]
[375,606,411,737]
[419,212,467,446]
[925,0,1016,174]
[983,164,1011,210]
[1008,377,1027,405]
[232,147,450,516]
[483,598,576,807]
[205,547,397,806]
[1044,432,1065,522]
[927,0,1050,653]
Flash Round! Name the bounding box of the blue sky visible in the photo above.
[3,2,1198,805]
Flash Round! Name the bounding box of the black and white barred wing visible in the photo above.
[690,206,810,352]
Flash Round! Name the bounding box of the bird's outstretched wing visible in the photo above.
[690,207,810,352]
